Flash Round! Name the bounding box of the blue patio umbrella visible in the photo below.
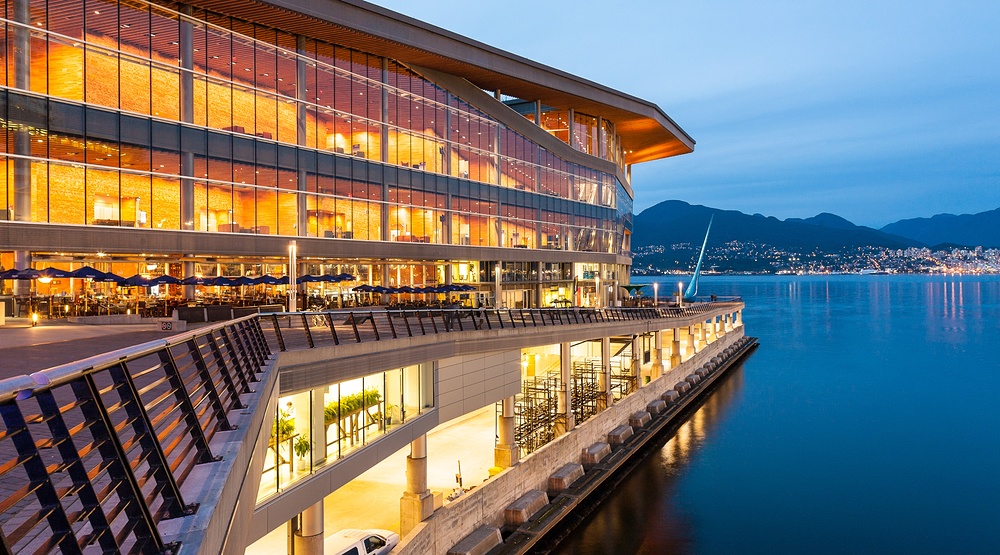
[258,275,286,285]
[352,284,374,292]
[209,276,239,287]
[123,274,150,286]
[148,274,181,286]
[14,268,41,279]
[296,274,324,283]
[95,272,126,285]
[336,273,356,282]
[71,266,106,280]
[38,267,74,279]
[181,275,209,285]
[0,268,19,280]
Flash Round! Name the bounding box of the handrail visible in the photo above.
[0,314,261,403]
[0,316,273,554]
[258,302,743,351]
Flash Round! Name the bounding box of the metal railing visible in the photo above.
[0,316,272,554]
[261,302,741,352]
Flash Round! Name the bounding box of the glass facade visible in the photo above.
[259,363,434,501]
[0,0,632,254]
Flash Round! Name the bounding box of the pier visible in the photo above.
[0,302,749,554]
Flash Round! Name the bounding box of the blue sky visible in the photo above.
[372,0,999,228]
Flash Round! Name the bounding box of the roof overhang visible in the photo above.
[185,0,695,164]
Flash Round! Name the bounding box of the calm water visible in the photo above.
[554,275,1000,554]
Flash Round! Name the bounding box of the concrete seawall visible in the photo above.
[395,327,748,554]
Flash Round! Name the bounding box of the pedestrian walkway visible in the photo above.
[0,318,181,379]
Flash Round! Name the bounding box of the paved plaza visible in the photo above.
[0,318,184,379]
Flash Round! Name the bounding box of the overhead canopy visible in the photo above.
[188,0,694,165]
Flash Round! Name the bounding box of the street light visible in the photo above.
[288,241,298,312]
[653,282,658,306]
[677,281,684,308]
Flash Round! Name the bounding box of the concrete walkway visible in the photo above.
[0,318,183,379]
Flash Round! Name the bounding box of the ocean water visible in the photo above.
[554,275,1000,554]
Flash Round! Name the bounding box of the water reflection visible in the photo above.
[601,275,1000,553]
[552,363,746,555]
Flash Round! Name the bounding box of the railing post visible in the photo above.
[349,314,362,343]
[0,400,79,552]
[269,314,286,351]
[157,350,219,463]
[185,338,235,430]
[369,311,381,341]
[72,375,172,554]
[220,326,257,386]
[105,362,199,516]
[325,313,340,345]
[301,313,315,348]
[384,310,396,339]
[207,331,248,405]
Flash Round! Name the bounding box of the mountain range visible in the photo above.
[632,201,1000,251]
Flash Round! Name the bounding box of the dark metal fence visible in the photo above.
[261,302,742,352]
[0,316,271,554]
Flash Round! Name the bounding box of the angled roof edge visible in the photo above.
[187,0,695,164]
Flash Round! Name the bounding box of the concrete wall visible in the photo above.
[394,326,744,555]
[437,350,521,423]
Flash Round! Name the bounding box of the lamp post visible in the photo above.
[595,276,600,308]
[653,282,658,307]
[288,241,298,312]
[677,281,684,309]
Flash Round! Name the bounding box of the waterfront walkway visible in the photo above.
[0,303,744,554]
[0,318,184,379]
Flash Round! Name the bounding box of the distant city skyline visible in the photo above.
[372,0,1000,228]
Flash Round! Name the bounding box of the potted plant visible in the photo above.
[293,435,310,471]
[270,409,295,465]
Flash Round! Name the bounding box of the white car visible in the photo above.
[324,528,400,555]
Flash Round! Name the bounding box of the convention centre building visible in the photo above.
[0,0,693,312]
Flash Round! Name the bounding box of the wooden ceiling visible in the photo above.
[183,0,695,165]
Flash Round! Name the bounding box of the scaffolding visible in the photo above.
[510,374,559,457]
[571,360,601,425]
[610,337,638,399]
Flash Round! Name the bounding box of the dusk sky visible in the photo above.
[373,0,999,228]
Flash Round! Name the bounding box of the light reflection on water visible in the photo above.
[552,366,745,555]
[553,275,1000,554]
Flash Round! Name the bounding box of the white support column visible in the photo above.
[556,342,574,435]
[311,388,327,466]
[686,325,696,358]
[599,337,612,409]
[401,435,434,535]
[736,310,743,327]
[650,330,664,381]
[671,328,682,367]
[12,0,30,295]
[292,501,323,555]
[631,334,642,386]
[494,396,519,469]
